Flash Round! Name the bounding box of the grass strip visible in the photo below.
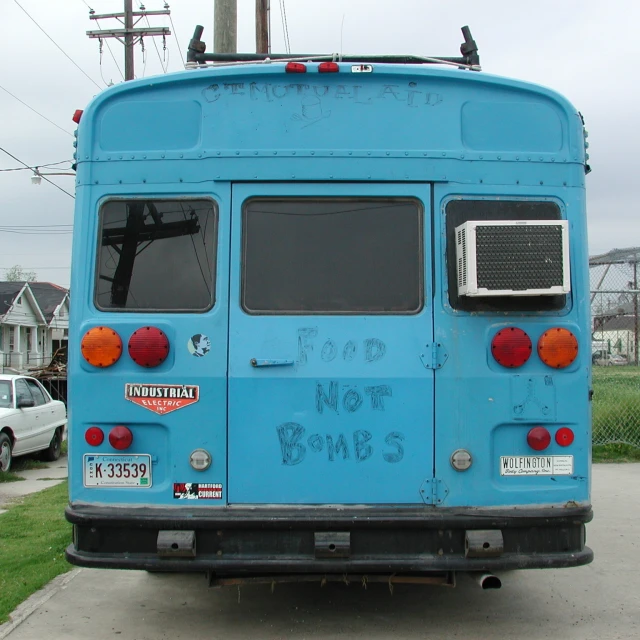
[0,472,25,483]
[0,481,71,625]
[593,443,640,463]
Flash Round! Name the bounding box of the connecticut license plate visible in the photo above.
[83,454,152,487]
[500,455,573,476]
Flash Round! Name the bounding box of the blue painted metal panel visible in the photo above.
[432,185,591,507]
[68,183,231,506]
[227,183,434,504]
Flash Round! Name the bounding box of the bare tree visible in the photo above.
[5,265,37,282]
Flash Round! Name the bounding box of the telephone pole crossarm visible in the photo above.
[87,27,171,39]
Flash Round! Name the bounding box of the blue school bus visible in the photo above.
[65,27,592,587]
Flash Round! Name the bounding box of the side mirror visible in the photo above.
[18,398,35,409]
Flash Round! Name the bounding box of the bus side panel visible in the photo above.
[433,185,591,508]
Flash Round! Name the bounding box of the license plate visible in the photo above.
[500,455,573,476]
[83,454,152,487]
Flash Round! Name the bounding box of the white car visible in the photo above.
[0,374,67,473]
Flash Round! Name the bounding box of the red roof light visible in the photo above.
[285,62,307,73]
[318,62,339,73]
[72,109,83,124]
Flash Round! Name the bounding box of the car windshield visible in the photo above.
[0,381,12,408]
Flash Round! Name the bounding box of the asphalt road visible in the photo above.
[1,464,639,640]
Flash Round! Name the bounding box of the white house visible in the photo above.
[0,282,69,372]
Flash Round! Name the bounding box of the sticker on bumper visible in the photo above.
[500,455,573,476]
[174,483,223,499]
[125,383,199,415]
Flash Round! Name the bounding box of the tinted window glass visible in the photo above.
[446,199,565,312]
[95,199,217,311]
[26,379,47,406]
[0,381,12,409]
[243,199,423,314]
[15,379,33,406]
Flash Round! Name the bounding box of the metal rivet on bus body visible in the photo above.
[179,178,183,182]
[292,151,296,155]
[367,151,371,156]
[497,155,501,160]
[131,155,135,159]
[349,151,353,155]
[161,154,165,158]
[143,155,147,159]
[404,152,408,156]
[479,155,483,159]
[119,156,123,160]
[119,180,122,184]
[516,156,519,160]
[142,179,146,183]
[539,157,543,161]
[311,151,315,155]
[330,151,334,155]
[442,152,446,156]
[540,181,544,185]
[217,151,221,156]
[451,449,472,471]
[386,151,390,156]
[235,151,239,155]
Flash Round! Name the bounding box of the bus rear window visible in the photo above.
[95,199,217,312]
[242,198,423,314]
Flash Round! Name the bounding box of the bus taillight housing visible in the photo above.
[491,327,532,368]
[109,426,133,450]
[81,327,123,368]
[538,328,578,368]
[128,326,169,367]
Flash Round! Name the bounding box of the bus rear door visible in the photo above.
[227,183,435,504]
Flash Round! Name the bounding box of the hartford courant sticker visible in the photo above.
[125,383,199,415]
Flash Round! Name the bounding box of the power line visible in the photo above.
[0,160,74,172]
[0,84,74,137]
[13,0,102,90]
[168,12,185,66]
[0,146,75,200]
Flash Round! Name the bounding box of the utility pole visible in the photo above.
[214,0,237,54]
[86,0,172,81]
[256,0,269,54]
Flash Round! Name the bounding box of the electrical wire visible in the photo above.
[0,146,75,200]
[0,160,74,172]
[0,85,74,137]
[13,0,102,90]
[168,13,185,67]
[279,0,291,54]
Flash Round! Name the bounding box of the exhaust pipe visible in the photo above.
[470,572,502,589]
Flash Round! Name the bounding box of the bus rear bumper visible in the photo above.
[65,503,593,574]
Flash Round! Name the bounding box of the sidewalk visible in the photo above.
[0,456,68,515]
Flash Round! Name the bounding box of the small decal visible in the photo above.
[173,482,223,499]
[351,64,373,73]
[125,383,199,415]
[188,333,211,357]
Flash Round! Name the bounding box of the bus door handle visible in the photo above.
[250,358,294,367]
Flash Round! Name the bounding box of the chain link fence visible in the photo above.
[590,248,640,448]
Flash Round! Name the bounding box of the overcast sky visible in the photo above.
[0,0,637,288]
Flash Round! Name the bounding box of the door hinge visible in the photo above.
[419,478,449,505]
[420,342,448,370]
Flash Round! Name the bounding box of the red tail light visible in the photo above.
[318,61,339,73]
[285,62,307,73]
[491,327,532,368]
[85,426,104,446]
[128,326,169,367]
[555,427,575,447]
[109,426,133,450]
[527,427,551,451]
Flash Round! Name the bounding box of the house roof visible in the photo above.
[599,316,636,332]
[0,282,27,317]
[28,283,69,324]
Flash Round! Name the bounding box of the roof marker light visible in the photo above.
[318,61,339,73]
[72,109,83,124]
[285,62,307,73]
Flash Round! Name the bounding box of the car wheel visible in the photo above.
[0,432,12,473]
[41,428,62,462]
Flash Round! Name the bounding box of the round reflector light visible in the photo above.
[527,426,551,451]
[450,449,473,471]
[189,448,212,471]
[555,427,575,447]
[109,425,133,450]
[81,326,123,368]
[128,326,169,367]
[491,327,532,368]
[85,426,104,446]
[537,328,579,369]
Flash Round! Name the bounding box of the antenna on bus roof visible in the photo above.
[186,25,481,70]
